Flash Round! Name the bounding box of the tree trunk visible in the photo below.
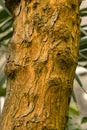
[0,0,80,130]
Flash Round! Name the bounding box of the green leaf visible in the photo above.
[0,87,6,96]
[80,36,87,46]
[80,7,87,12]
[69,103,79,117]
[80,48,87,53]
[79,53,87,60]
[0,0,12,16]
[75,74,83,87]
[75,74,87,94]
[81,117,87,124]
[0,31,13,42]
[80,27,87,36]
[72,91,77,103]
[0,20,12,32]
[0,75,6,87]
[80,11,87,17]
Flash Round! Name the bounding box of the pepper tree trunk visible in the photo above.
[0,0,80,130]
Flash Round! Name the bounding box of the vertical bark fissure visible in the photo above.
[0,0,80,130]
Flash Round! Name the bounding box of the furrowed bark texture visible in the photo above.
[0,0,80,130]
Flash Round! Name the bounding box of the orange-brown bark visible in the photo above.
[0,0,80,130]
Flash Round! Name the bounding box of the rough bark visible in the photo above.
[0,0,80,130]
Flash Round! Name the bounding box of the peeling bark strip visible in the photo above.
[0,0,80,130]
